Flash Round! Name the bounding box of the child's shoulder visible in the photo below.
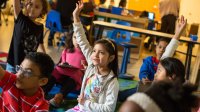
[143,56,156,64]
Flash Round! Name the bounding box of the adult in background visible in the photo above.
[48,0,79,46]
[159,0,180,34]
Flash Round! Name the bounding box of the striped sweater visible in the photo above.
[0,71,49,112]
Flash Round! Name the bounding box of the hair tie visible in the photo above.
[103,38,115,51]
[127,93,163,112]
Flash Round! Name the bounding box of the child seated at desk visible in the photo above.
[118,0,133,16]
[139,16,187,84]
[0,52,54,111]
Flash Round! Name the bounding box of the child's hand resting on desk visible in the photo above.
[174,15,187,40]
[73,0,84,23]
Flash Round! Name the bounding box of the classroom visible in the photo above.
[0,0,200,111]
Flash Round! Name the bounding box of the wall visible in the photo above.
[127,0,160,20]
[180,0,200,24]
[179,0,200,36]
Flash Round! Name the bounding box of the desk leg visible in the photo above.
[185,44,190,70]
[119,48,134,79]
[96,26,104,40]
[120,48,129,74]
[185,43,193,80]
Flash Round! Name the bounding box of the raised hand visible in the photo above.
[174,15,187,39]
[73,0,84,23]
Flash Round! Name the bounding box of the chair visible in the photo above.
[109,21,137,79]
[96,7,109,21]
[111,6,123,15]
[98,7,109,12]
[110,6,123,23]
[0,0,8,26]
[44,10,67,51]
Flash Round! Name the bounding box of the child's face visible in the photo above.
[90,43,111,67]
[72,33,79,48]
[154,64,168,81]
[15,59,43,90]
[155,41,168,59]
[26,0,43,19]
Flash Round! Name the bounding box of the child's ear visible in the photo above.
[109,55,115,63]
[39,78,48,86]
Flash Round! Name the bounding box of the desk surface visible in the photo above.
[93,21,200,44]
[94,10,149,28]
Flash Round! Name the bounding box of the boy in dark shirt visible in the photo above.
[7,0,48,73]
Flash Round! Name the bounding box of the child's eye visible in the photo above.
[92,50,96,52]
[24,70,33,77]
[100,51,105,54]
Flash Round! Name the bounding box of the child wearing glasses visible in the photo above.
[0,52,54,111]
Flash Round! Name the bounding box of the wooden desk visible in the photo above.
[93,21,200,81]
[94,10,149,29]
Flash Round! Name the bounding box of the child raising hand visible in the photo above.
[139,16,187,84]
[66,1,119,112]
[6,0,48,73]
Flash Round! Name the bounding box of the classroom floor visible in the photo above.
[0,15,196,81]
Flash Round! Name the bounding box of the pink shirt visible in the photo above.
[61,48,86,69]
[53,48,86,90]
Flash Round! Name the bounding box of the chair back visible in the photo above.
[99,7,108,12]
[110,21,131,44]
[111,6,123,15]
[45,10,63,32]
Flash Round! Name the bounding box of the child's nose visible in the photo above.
[161,48,165,52]
[94,52,100,58]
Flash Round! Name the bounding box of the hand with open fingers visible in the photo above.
[142,77,151,85]
[77,93,86,105]
[73,0,84,22]
[174,15,187,39]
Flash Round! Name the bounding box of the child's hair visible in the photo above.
[65,25,89,53]
[94,38,118,77]
[156,37,170,45]
[145,81,199,112]
[38,0,48,18]
[25,52,54,78]
[160,57,185,83]
[118,0,127,7]
[99,0,106,4]
[126,81,199,112]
